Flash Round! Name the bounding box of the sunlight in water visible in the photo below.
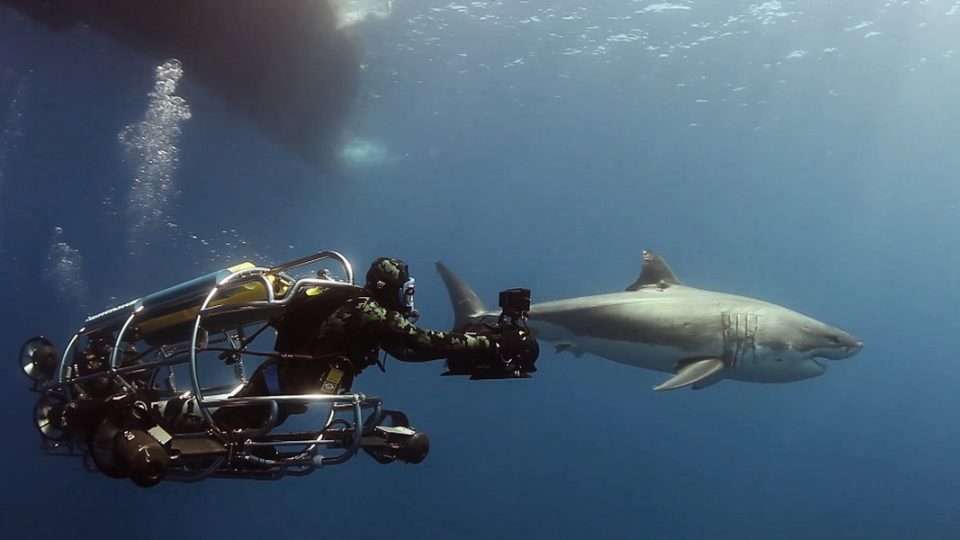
[339,136,396,168]
[333,0,393,29]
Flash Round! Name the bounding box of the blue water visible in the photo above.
[3,1,960,538]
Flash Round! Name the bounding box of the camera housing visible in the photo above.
[498,288,531,321]
[443,288,537,380]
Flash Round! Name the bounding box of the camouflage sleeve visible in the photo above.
[349,298,494,362]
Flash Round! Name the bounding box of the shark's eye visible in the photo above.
[828,335,842,344]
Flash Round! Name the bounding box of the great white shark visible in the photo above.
[437,250,863,391]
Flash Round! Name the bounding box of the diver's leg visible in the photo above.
[211,362,285,431]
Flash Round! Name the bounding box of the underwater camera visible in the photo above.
[443,287,538,380]
[498,288,531,321]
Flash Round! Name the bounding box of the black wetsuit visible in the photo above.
[216,286,493,428]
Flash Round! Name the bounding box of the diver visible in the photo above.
[19,252,538,484]
[214,257,538,430]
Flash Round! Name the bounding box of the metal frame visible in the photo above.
[50,251,354,390]
[35,250,387,480]
[188,252,365,473]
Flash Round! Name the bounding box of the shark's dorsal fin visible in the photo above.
[626,250,681,291]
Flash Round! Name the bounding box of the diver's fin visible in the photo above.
[654,358,724,392]
[626,250,681,291]
[436,262,487,330]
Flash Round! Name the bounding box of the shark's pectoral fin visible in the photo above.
[692,372,725,390]
[654,358,725,392]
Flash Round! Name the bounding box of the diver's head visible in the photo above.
[366,257,417,318]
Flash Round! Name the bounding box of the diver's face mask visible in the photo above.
[400,276,418,322]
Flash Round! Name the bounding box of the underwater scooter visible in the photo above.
[20,250,536,487]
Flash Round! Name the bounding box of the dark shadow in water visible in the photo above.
[0,0,359,170]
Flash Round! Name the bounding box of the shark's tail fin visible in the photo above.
[435,262,487,330]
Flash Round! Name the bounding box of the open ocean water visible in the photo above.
[1,1,959,539]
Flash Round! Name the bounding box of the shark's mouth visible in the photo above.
[811,358,828,370]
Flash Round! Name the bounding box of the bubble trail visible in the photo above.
[0,73,28,253]
[44,226,90,312]
[119,59,191,250]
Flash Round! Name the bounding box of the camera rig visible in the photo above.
[442,287,538,380]
[20,250,486,487]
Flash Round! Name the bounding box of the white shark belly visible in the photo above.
[567,336,689,373]
[529,319,713,374]
[529,320,824,384]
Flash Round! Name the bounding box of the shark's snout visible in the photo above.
[816,333,863,360]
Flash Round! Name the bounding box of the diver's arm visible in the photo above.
[381,310,494,362]
[351,298,493,362]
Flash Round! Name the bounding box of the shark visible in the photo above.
[436,250,863,391]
